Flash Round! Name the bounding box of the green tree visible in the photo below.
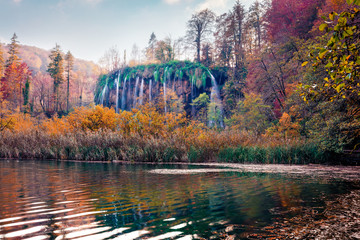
[22,77,30,112]
[225,92,271,134]
[309,3,360,104]
[47,44,64,112]
[65,51,74,113]
[155,39,174,63]
[192,93,210,123]
[297,1,360,152]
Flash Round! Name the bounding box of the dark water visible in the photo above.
[0,160,356,239]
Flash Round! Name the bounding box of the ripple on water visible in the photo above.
[0,160,358,240]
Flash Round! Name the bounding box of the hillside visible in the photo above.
[3,44,101,108]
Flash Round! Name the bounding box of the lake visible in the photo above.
[0,160,358,239]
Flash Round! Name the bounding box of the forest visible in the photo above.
[0,0,359,164]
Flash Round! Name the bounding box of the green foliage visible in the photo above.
[192,93,210,123]
[225,92,271,134]
[309,6,359,102]
[217,144,327,164]
[22,78,30,109]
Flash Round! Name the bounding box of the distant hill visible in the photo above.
[3,44,101,105]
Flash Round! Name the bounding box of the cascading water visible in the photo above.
[100,83,108,106]
[115,71,121,113]
[133,76,140,108]
[96,63,224,128]
[139,78,144,105]
[121,76,128,110]
[149,79,152,103]
[208,71,224,128]
[191,75,195,117]
[163,67,168,114]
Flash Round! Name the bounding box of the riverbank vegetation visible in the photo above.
[0,103,334,163]
[0,0,359,164]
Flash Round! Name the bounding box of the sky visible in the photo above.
[0,0,256,63]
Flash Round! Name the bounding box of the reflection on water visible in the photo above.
[0,160,356,239]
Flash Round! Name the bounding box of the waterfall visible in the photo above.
[139,78,144,105]
[100,83,108,106]
[163,67,168,114]
[133,76,140,108]
[191,75,195,117]
[163,80,167,114]
[172,72,176,92]
[121,76,128,110]
[149,79,152,103]
[115,71,121,113]
[208,71,224,128]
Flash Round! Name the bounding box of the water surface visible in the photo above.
[0,160,357,239]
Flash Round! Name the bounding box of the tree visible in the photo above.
[265,0,324,42]
[155,38,174,63]
[201,43,213,67]
[309,3,360,103]
[214,13,233,67]
[0,43,4,79]
[130,43,140,66]
[192,93,210,123]
[47,44,64,112]
[225,92,271,134]
[99,46,121,72]
[186,9,216,62]
[6,33,20,67]
[65,51,74,113]
[229,1,246,72]
[146,32,157,62]
[1,62,32,111]
[248,0,265,50]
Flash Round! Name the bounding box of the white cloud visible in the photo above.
[196,0,230,13]
[12,0,22,4]
[81,0,104,6]
[57,0,105,8]
[163,0,181,4]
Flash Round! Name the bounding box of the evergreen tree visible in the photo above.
[65,51,74,113]
[22,77,30,112]
[47,44,64,112]
[6,33,20,67]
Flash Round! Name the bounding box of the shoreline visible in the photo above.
[2,158,360,181]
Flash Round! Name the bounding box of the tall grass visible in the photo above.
[0,105,332,164]
[0,129,329,164]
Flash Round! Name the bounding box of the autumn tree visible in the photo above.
[186,9,216,63]
[200,43,213,67]
[229,1,246,73]
[0,43,4,81]
[155,38,174,63]
[47,44,64,112]
[0,34,32,111]
[65,51,74,113]
[214,13,233,67]
[265,0,324,42]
